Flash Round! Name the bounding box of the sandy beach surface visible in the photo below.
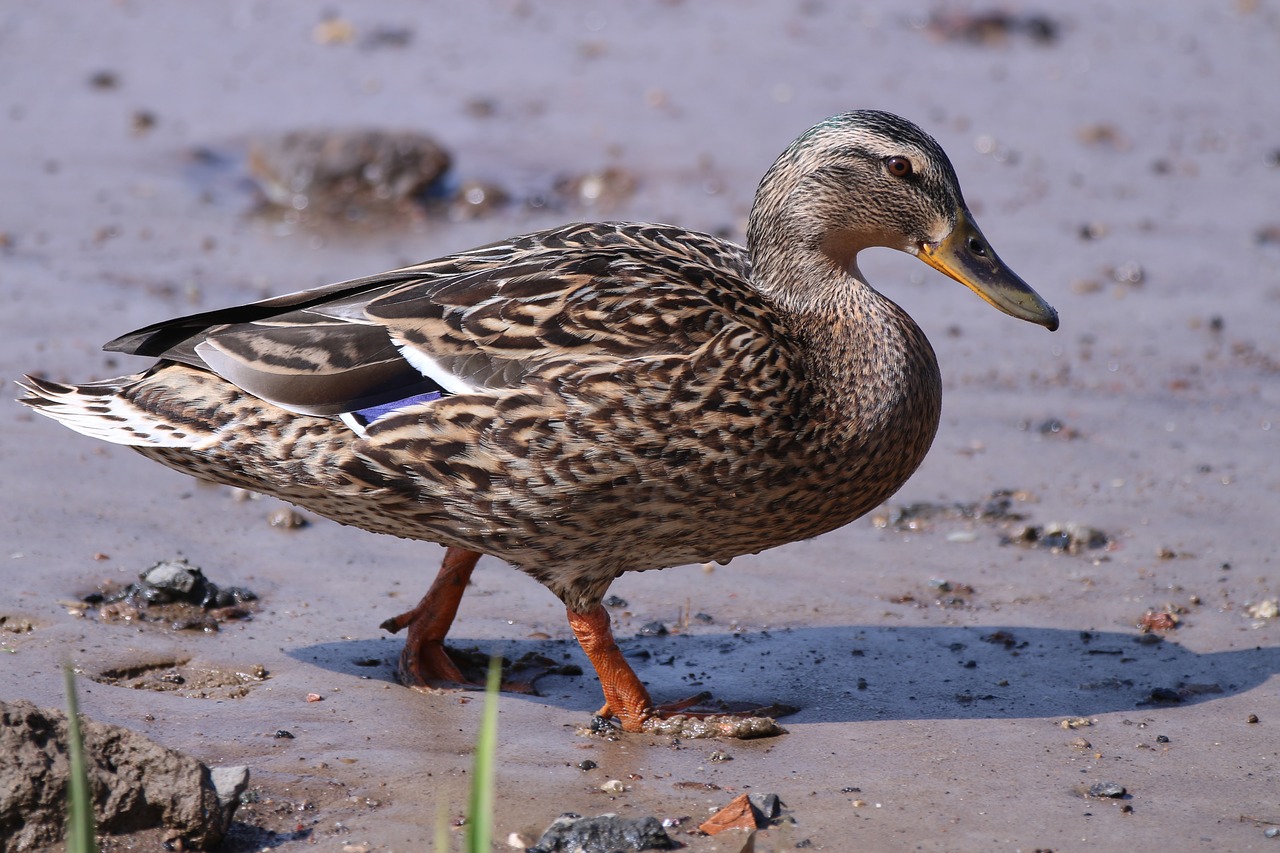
[2,2,1278,850]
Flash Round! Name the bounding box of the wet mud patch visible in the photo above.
[85,655,269,700]
[75,558,258,633]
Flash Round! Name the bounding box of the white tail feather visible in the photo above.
[17,378,198,448]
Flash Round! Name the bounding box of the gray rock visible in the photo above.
[1088,780,1127,799]
[140,559,202,596]
[0,699,246,851]
[529,812,679,852]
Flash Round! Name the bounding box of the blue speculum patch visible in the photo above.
[353,390,443,423]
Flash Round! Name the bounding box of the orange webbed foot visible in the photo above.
[568,604,789,739]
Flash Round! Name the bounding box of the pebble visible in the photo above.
[599,779,625,794]
[1006,522,1109,554]
[268,507,308,529]
[1088,781,1127,799]
[506,831,535,849]
[527,814,675,853]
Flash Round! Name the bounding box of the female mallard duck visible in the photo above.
[21,110,1056,735]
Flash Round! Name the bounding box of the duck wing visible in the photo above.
[103,222,761,420]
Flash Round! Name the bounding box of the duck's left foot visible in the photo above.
[568,603,791,739]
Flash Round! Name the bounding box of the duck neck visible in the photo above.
[754,239,941,441]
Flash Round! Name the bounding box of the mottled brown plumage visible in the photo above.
[20,110,1057,735]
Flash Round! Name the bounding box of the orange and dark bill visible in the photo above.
[917,210,1059,331]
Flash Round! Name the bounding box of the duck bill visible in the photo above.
[918,211,1059,331]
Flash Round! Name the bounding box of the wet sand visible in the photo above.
[2,2,1278,850]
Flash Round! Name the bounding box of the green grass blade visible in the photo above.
[63,663,99,853]
[464,654,501,853]
[434,789,450,852]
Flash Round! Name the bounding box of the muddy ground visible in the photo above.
[1,2,1278,851]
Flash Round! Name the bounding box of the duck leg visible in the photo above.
[380,546,480,687]
[567,603,791,737]
[566,604,656,731]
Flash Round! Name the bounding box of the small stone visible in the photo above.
[528,813,676,852]
[89,70,119,89]
[210,765,250,810]
[748,792,783,819]
[599,779,625,794]
[1156,735,1170,744]
[1247,714,1260,724]
[635,621,668,637]
[1246,599,1279,620]
[1264,827,1279,838]
[274,729,295,739]
[506,830,536,849]
[577,759,597,771]
[306,693,323,702]
[1088,781,1127,798]
[140,559,202,597]
[268,508,309,529]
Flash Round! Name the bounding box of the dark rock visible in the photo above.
[100,558,257,613]
[0,699,246,851]
[748,792,784,819]
[1088,781,1127,799]
[248,128,451,215]
[528,812,678,852]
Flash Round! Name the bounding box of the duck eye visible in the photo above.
[885,156,914,178]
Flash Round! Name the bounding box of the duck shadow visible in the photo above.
[290,624,1279,724]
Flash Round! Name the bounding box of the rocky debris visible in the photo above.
[1246,599,1279,620]
[1004,521,1109,554]
[0,699,248,851]
[527,812,678,852]
[924,10,1062,46]
[248,129,451,215]
[872,489,1029,532]
[83,558,257,631]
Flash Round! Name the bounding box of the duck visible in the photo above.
[20,110,1057,736]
